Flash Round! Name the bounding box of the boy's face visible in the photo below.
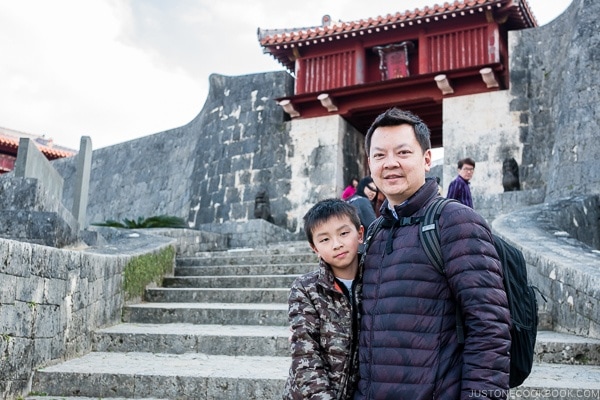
[310,215,364,280]
[368,124,432,206]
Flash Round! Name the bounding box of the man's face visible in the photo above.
[458,164,475,182]
[368,124,431,206]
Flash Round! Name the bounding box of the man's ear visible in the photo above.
[424,149,432,172]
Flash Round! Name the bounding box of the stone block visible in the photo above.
[0,274,16,303]
[197,219,298,248]
[30,245,68,280]
[43,278,68,305]
[0,304,17,334]
[0,209,78,248]
[32,337,53,368]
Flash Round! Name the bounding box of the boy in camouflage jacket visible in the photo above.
[283,198,364,400]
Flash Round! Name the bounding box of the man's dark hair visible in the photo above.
[303,198,361,246]
[458,157,476,169]
[365,107,432,155]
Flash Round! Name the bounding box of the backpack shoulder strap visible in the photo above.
[419,197,454,275]
[418,197,465,343]
[359,216,384,266]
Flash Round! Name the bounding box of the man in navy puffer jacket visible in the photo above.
[355,108,511,400]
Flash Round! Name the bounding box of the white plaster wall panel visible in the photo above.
[442,90,523,198]
[286,115,345,233]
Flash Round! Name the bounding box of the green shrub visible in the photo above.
[92,215,187,229]
[123,246,175,301]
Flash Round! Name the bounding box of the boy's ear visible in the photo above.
[309,243,319,256]
[358,225,365,242]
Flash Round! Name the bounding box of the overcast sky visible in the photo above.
[0,0,573,150]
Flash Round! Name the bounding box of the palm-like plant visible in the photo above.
[92,215,187,229]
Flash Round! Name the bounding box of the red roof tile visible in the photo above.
[0,130,76,159]
[258,0,537,47]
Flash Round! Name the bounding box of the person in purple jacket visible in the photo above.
[355,108,511,400]
[446,157,476,208]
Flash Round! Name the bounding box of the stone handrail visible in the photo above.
[0,230,175,399]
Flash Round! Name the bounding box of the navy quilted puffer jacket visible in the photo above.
[355,179,511,400]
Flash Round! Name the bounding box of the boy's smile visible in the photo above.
[310,215,364,280]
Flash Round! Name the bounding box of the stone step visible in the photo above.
[29,238,600,400]
[93,323,289,356]
[192,241,312,257]
[28,354,600,400]
[535,330,600,365]
[144,287,290,303]
[174,263,316,276]
[122,302,288,326]
[27,398,167,400]
[30,352,289,400]
[516,363,600,399]
[162,274,300,288]
[177,252,316,267]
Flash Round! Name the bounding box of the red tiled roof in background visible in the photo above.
[0,128,76,159]
[258,0,537,71]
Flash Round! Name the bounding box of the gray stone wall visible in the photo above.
[0,177,79,247]
[493,195,600,338]
[186,72,295,230]
[541,195,600,250]
[473,188,546,225]
[0,233,176,399]
[54,123,198,226]
[198,219,298,248]
[509,0,600,199]
[54,71,295,232]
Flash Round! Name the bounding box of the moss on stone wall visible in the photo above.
[123,246,175,301]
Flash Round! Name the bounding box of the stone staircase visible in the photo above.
[27,241,600,400]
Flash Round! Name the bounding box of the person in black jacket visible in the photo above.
[355,108,511,400]
[346,176,377,228]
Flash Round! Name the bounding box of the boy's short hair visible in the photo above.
[303,198,362,246]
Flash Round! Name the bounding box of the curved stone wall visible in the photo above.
[493,195,600,339]
[54,71,295,231]
[509,0,600,200]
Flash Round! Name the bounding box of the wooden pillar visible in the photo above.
[354,42,366,85]
[294,58,305,94]
[418,30,429,74]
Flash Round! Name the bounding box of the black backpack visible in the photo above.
[361,197,542,388]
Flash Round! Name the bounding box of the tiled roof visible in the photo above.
[258,0,537,47]
[0,129,76,159]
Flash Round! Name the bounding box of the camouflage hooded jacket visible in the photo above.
[282,258,361,400]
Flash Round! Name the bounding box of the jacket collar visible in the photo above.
[317,257,361,293]
[380,178,440,221]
